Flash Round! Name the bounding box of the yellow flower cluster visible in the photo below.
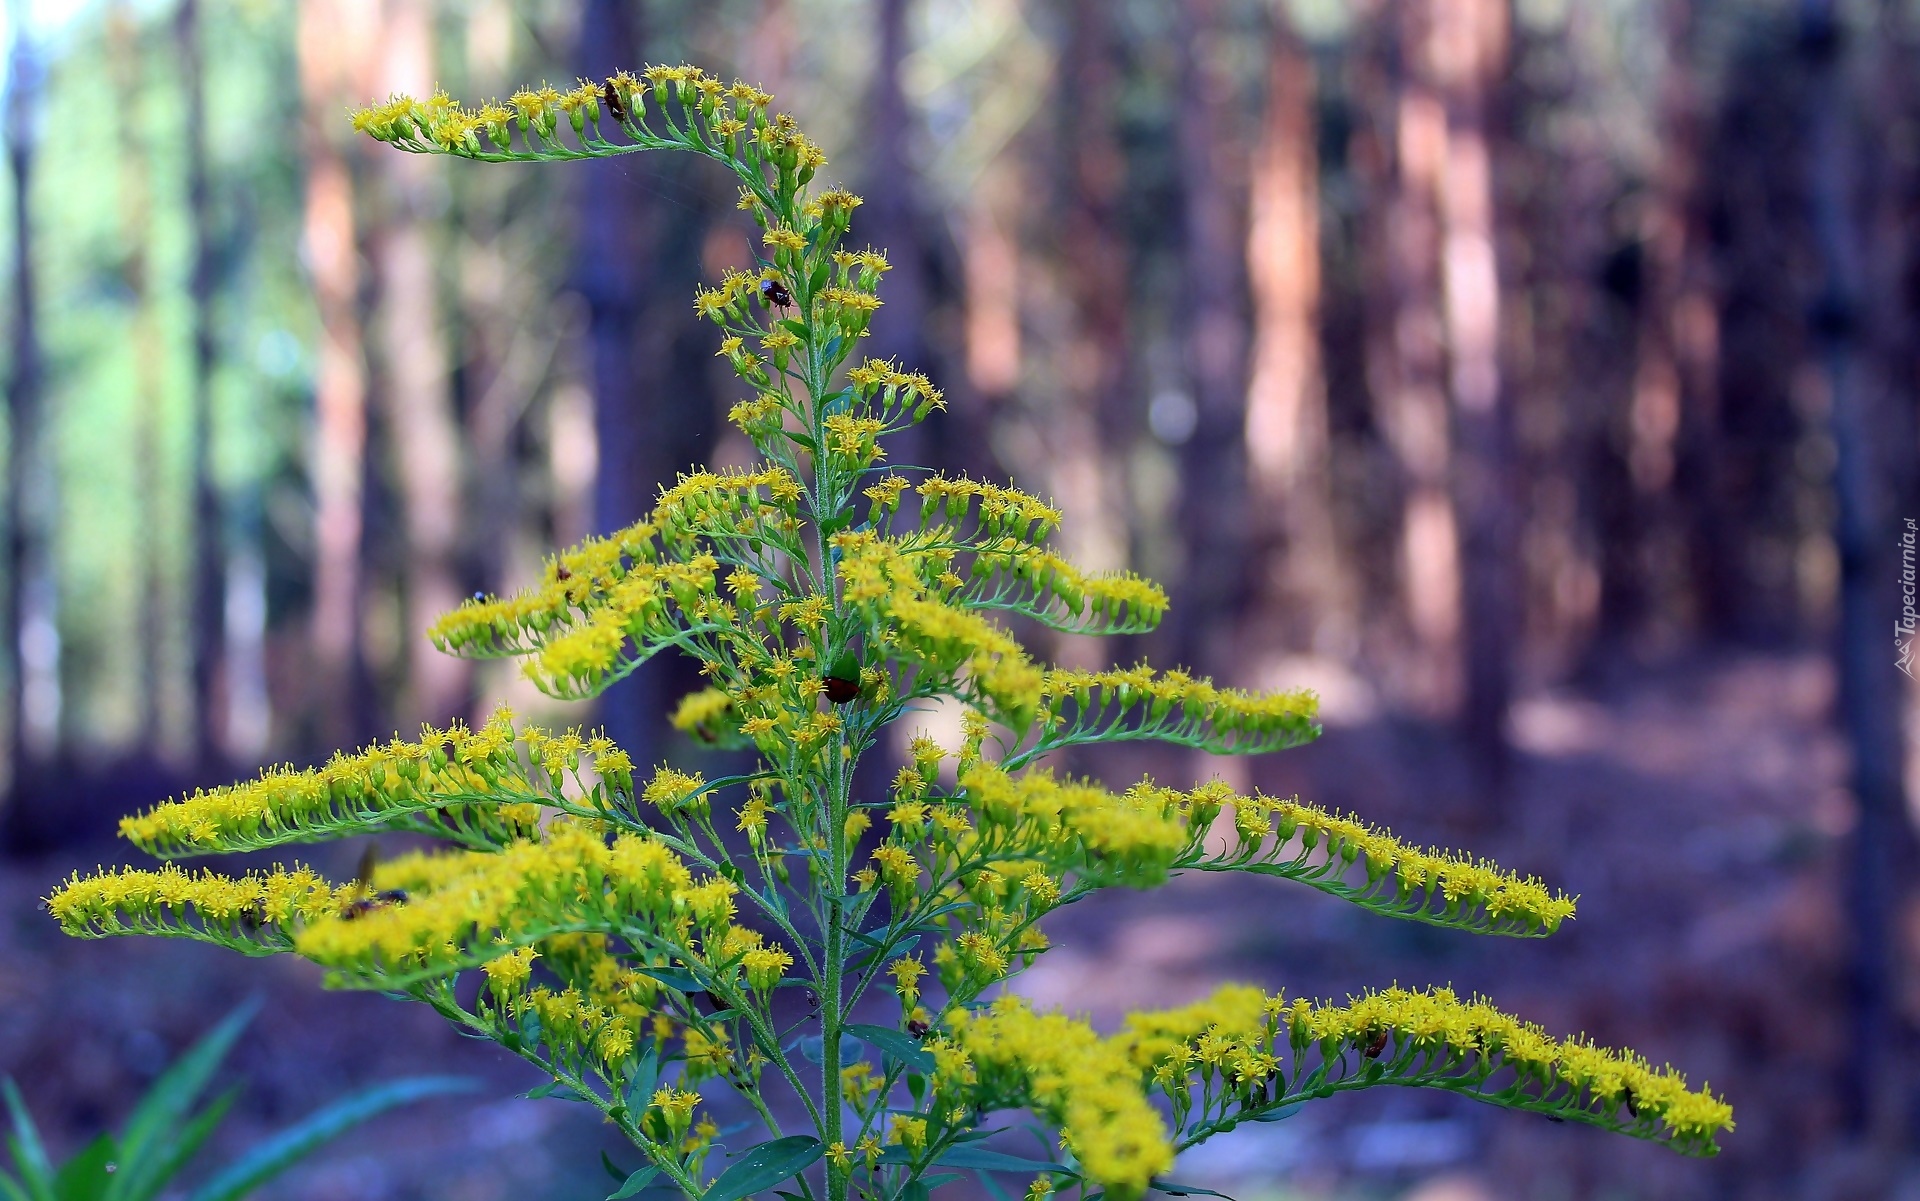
[511,984,639,1066]
[351,87,507,154]
[1113,983,1733,1156]
[47,863,339,951]
[1036,665,1320,755]
[950,997,1174,1198]
[350,63,807,178]
[964,541,1169,635]
[917,476,1062,542]
[669,686,744,747]
[429,469,799,701]
[822,414,887,466]
[832,530,1044,723]
[292,821,716,984]
[889,595,1043,726]
[112,707,607,856]
[958,764,1196,886]
[1218,793,1578,936]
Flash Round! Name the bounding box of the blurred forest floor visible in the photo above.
[0,647,1901,1201]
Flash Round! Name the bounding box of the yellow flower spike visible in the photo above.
[951,998,1173,1198]
[111,712,582,857]
[46,863,337,952]
[1113,983,1732,1157]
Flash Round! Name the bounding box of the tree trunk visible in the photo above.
[1430,0,1515,789]
[373,0,468,729]
[1368,5,1460,714]
[299,0,375,748]
[3,0,51,848]
[1042,0,1131,667]
[1244,17,1347,653]
[1799,0,1914,1143]
[108,2,171,756]
[176,0,226,771]
[864,0,933,469]
[575,0,660,765]
[1174,0,1253,679]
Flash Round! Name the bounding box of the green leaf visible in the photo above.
[700,1136,821,1201]
[111,1000,259,1199]
[606,1167,658,1200]
[931,1147,1075,1175]
[50,1134,115,1201]
[522,1080,591,1103]
[3,1080,56,1201]
[601,1152,631,1184]
[633,966,705,994]
[120,1087,239,1201]
[624,1051,660,1113]
[844,1025,932,1073]
[0,1169,36,1201]
[793,1035,861,1066]
[184,1076,475,1201]
[1152,1183,1236,1200]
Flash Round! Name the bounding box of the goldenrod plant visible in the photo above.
[49,65,1732,1201]
[0,1001,470,1201]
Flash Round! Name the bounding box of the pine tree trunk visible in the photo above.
[108,3,170,755]
[299,0,374,748]
[1431,0,1515,789]
[1370,4,1460,714]
[1174,0,1253,678]
[176,0,227,770]
[1245,17,1347,652]
[1043,0,1132,667]
[864,0,932,469]
[2,0,49,848]
[1799,0,1913,1142]
[373,0,468,728]
[575,0,660,765]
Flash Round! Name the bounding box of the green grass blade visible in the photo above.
[110,999,260,1198]
[113,1087,238,1201]
[2,1081,56,1201]
[183,1077,476,1201]
[50,1133,116,1201]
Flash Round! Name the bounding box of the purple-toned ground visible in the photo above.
[0,653,1904,1200]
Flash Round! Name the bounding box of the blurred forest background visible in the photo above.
[1,0,1919,1198]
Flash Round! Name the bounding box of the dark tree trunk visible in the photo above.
[863,0,933,470]
[3,3,51,851]
[1433,0,1516,794]
[299,0,372,750]
[1174,0,1253,678]
[576,0,661,764]
[1799,0,1915,1142]
[176,0,226,771]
